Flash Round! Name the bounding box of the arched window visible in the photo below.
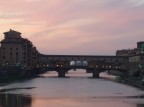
[70,61,76,66]
[76,61,82,66]
[83,61,88,66]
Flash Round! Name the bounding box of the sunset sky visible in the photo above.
[0,0,144,55]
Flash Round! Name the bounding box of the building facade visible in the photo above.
[137,41,144,49]
[0,29,39,68]
[116,42,144,76]
[129,54,144,63]
[0,46,1,65]
[116,42,144,56]
[116,48,139,56]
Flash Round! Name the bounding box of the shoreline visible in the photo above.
[0,68,144,91]
[115,76,144,90]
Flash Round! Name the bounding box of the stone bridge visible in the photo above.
[38,54,129,78]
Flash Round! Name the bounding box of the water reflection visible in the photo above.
[137,104,144,107]
[0,70,144,107]
[0,93,31,107]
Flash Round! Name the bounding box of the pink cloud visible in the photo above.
[0,0,144,55]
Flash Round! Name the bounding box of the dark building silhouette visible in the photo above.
[0,29,39,68]
[116,41,144,56]
[116,48,139,56]
[137,41,144,49]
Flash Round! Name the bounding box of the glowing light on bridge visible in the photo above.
[109,66,111,68]
[118,66,121,69]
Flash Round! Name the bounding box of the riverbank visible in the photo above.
[115,76,144,90]
[106,70,144,90]
[0,66,45,85]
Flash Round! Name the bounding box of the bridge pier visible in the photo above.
[92,69,100,78]
[92,71,100,78]
[57,70,67,77]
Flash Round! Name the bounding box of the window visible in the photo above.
[16,48,18,50]
[16,52,18,56]
[3,47,5,50]
[23,48,26,50]
[10,48,13,50]
[141,57,143,60]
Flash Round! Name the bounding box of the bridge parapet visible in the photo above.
[38,54,128,77]
[39,54,128,63]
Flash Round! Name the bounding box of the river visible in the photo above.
[0,70,144,107]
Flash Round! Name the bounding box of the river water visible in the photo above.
[0,70,144,107]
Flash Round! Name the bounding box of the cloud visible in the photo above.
[47,18,100,30]
[125,0,144,6]
[0,0,144,55]
[0,10,24,18]
[26,0,43,2]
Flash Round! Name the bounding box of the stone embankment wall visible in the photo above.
[0,66,42,80]
[116,76,144,90]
